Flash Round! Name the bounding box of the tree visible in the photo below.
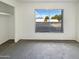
[44,16,49,23]
[45,16,49,20]
[51,16,56,19]
[51,14,63,21]
[57,14,63,21]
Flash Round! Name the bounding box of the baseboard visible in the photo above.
[0,39,9,45]
[76,40,79,42]
[15,39,20,43]
[9,39,19,43]
[0,39,14,45]
[20,38,75,40]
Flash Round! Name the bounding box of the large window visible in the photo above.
[34,9,63,33]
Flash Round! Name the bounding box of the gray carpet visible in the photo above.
[0,40,79,59]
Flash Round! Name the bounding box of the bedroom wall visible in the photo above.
[8,15,15,39]
[0,15,9,44]
[76,3,79,42]
[0,1,15,44]
[0,0,16,7]
[15,2,76,41]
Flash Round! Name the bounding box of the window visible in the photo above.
[34,9,63,33]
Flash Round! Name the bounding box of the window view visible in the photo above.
[34,9,63,32]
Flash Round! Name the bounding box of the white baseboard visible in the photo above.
[15,39,20,43]
[76,39,79,42]
[0,39,9,45]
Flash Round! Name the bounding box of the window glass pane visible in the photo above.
[34,9,63,33]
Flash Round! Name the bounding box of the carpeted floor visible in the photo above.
[0,40,79,59]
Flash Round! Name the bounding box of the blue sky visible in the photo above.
[34,9,63,18]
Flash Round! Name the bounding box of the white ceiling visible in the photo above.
[15,0,79,2]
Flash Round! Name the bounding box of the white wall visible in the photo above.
[0,0,16,41]
[76,3,79,42]
[0,0,16,7]
[0,15,9,44]
[8,15,15,39]
[15,2,76,41]
[0,1,15,44]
